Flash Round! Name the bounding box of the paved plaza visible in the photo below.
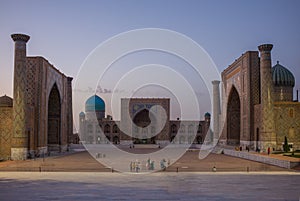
[0,147,294,172]
[0,172,300,201]
[0,149,300,200]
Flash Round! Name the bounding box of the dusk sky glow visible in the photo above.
[1,0,300,123]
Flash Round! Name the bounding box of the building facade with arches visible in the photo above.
[0,34,73,160]
[216,44,300,151]
[79,96,211,146]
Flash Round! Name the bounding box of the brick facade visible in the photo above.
[220,45,300,151]
[79,98,211,145]
[0,34,73,160]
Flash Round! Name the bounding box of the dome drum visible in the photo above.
[272,61,295,87]
[272,62,295,102]
[0,95,13,107]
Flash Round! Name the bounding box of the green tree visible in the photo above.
[283,136,289,153]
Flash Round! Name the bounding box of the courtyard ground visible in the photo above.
[1,148,300,200]
[0,147,293,172]
[0,172,300,201]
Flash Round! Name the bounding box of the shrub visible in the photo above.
[283,136,289,153]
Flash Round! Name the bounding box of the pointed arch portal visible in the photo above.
[132,109,156,144]
[47,84,61,151]
[227,86,241,145]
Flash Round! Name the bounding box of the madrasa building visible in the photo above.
[0,34,73,160]
[79,96,211,145]
[80,43,300,152]
[213,44,300,151]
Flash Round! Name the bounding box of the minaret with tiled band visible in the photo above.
[212,80,221,144]
[258,44,276,149]
[11,33,30,160]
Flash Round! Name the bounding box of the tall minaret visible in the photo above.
[212,80,221,144]
[11,33,30,160]
[258,44,276,149]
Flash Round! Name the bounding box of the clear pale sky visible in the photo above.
[0,0,299,122]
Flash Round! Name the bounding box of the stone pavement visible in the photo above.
[218,146,300,169]
[0,148,292,172]
[1,147,299,200]
[0,172,299,201]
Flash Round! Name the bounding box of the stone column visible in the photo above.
[212,80,221,144]
[258,44,276,149]
[11,33,30,160]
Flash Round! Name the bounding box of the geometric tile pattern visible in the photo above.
[274,102,300,149]
[79,98,211,145]
[0,107,13,159]
[220,44,300,151]
[0,34,73,160]
[258,45,275,145]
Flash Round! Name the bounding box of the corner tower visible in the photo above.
[11,33,30,160]
[258,44,276,149]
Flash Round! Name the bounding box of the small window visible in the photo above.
[113,125,118,133]
[171,124,177,134]
[289,108,294,118]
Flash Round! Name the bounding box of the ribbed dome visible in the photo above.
[85,95,105,112]
[272,61,295,87]
[0,95,13,107]
[204,112,211,118]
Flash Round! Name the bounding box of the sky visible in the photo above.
[0,0,300,127]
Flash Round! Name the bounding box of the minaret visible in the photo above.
[67,77,73,144]
[258,44,276,149]
[11,33,30,160]
[79,112,86,142]
[212,80,221,144]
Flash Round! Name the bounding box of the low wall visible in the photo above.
[223,149,299,169]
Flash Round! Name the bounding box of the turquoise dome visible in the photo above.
[85,95,105,112]
[79,111,85,117]
[204,112,211,118]
[272,61,295,87]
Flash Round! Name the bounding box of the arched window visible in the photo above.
[188,136,193,144]
[180,125,185,133]
[96,126,101,133]
[104,124,110,133]
[151,126,155,133]
[134,126,139,133]
[171,124,177,134]
[179,136,185,144]
[188,124,194,133]
[142,128,148,134]
[113,124,118,133]
[88,136,93,144]
[87,124,93,133]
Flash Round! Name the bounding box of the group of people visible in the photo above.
[95,152,106,158]
[129,158,170,172]
[130,160,142,172]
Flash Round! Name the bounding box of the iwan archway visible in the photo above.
[47,83,61,151]
[132,109,156,144]
[227,86,241,145]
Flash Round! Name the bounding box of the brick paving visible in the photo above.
[0,148,292,172]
